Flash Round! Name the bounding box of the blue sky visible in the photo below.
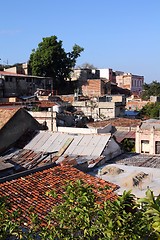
[1,0,160,83]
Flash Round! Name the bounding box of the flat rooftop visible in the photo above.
[92,163,160,198]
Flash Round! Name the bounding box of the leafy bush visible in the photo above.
[0,181,159,239]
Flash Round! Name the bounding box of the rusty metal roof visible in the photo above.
[0,147,106,178]
[113,131,135,143]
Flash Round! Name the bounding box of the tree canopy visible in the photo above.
[140,102,160,119]
[1,180,160,239]
[141,81,160,100]
[28,36,84,90]
[76,62,97,69]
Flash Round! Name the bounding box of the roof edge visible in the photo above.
[0,162,56,183]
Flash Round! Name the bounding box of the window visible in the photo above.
[141,140,149,153]
[155,141,160,154]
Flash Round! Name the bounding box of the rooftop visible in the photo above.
[0,70,49,78]
[0,165,118,224]
[94,163,160,198]
[0,108,19,129]
[113,131,135,142]
[0,70,27,77]
[87,118,141,128]
[0,147,105,177]
[140,119,160,130]
[108,152,160,169]
[24,131,111,157]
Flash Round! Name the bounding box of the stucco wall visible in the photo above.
[73,101,124,119]
[58,124,112,134]
[29,111,75,131]
[58,127,98,134]
[136,127,160,154]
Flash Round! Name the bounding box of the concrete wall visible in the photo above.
[0,108,41,153]
[73,101,125,119]
[29,111,75,131]
[58,127,98,134]
[29,111,53,131]
[58,124,112,135]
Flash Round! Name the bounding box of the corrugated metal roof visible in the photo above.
[24,131,111,157]
[0,148,106,177]
[0,149,53,173]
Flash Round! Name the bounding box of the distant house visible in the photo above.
[0,67,52,97]
[126,95,148,110]
[0,108,42,153]
[99,68,116,83]
[82,79,106,97]
[116,73,144,95]
[72,98,125,119]
[136,119,160,154]
[70,68,100,89]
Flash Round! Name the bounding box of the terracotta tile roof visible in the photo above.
[87,118,141,128]
[38,101,57,108]
[0,166,118,225]
[0,108,19,130]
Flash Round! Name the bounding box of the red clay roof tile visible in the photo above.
[0,165,118,225]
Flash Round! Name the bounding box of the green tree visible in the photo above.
[140,102,160,119]
[139,189,160,239]
[141,81,160,100]
[122,139,135,152]
[40,181,157,240]
[76,62,97,69]
[28,35,84,90]
[0,181,159,239]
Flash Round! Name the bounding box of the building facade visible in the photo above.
[98,68,116,83]
[70,68,100,86]
[116,73,144,95]
[136,119,160,154]
[0,70,52,97]
[81,79,106,97]
[72,99,125,119]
